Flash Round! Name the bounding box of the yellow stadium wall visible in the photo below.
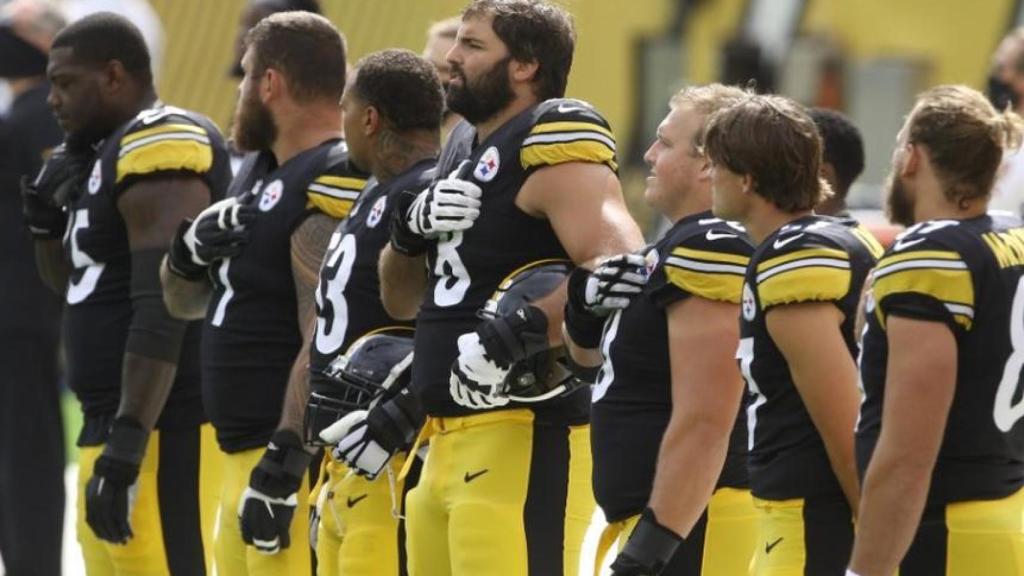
[148,0,672,155]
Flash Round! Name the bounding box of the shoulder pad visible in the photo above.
[661,217,752,303]
[306,146,370,220]
[755,225,853,309]
[521,98,617,172]
[873,220,974,330]
[116,106,218,184]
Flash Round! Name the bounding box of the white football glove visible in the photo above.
[583,253,649,312]
[449,332,511,410]
[406,178,482,237]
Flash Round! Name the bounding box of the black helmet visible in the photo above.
[479,259,585,403]
[303,328,414,445]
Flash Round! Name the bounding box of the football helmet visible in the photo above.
[478,259,586,403]
[304,328,414,446]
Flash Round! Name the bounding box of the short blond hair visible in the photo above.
[669,83,751,148]
[427,16,461,40]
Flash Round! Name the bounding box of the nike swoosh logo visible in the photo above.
[893,236,926,251]
[773,233,805,250]
[765,537,783,554]
[557,102,586,114]
[346,494,368,508]
[464,469,489,483]
[706,230,738,241]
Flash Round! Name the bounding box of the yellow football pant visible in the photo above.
[595,487,758,576]
[314,452,413,576]
[749,496,853,576]
[405,409,595,576]
[214,446,312,576]
[898,484,1024,575]
[77,424,221,576]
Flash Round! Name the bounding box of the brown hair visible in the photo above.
[670,83,751,149]
[703,94,831,212]
[245,11,347,103]
[462,0,575,101]
[907,84,1024,206]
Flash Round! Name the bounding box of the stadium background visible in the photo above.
[5,0,1022,574]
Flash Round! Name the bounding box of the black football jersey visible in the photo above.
[413,98,618,421]
[201,140,369,452]
[62,104,230,445]
[740,215,882,500]
[308,159,435,388]
[591,212,754,522]
[858,214,1024,504]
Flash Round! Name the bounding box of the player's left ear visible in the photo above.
[509,57,539,84]
[261,67,281,104]
[363,104,380,136]
[100,59,126,95]
[901,142,921,177]
[741,173,755,195]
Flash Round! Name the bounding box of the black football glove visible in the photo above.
[565,254,649,348]
[609,508,683,576]
[20,144,90,239]
[475,304,549,369]
[85,416,148,544]
[331,390,424,479]
[238,430,312,555]
[167,195,257,280]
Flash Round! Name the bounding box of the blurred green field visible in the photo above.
[61,391,80,464]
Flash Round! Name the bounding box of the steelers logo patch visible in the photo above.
[742,282,756,321]
[259,179,284,212]
[366,195,387,228]
[473,146,500,182]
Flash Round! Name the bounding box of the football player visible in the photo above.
[850,85,1024,575]
[564,84,758,575]
[808,108,864,219]
[377,1,645,574]
[422,16,463,139]
[296,48,442,575]
[159,12,367,575]
[702,95,883,575]
[30,12,231,575]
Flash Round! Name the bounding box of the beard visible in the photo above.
[446,56,515,125]
[64,120,110,155]
[232,82,277,152]
[885,171,916,227]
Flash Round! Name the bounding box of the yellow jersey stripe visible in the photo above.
[877,250,962,269]
[665,267,744,303]
[758,266,851,309]
[116,139,213,183]
[306,195,355,220]
[315,175,366,191]
[852,226,885,259]
[757,247,849,274]
[528,121,614,140]
[121,123,207,146]
[871,266,974,330]
[671,246,750,267]
[520,140,617,171]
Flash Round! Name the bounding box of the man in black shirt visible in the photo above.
[0,3,66,574]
